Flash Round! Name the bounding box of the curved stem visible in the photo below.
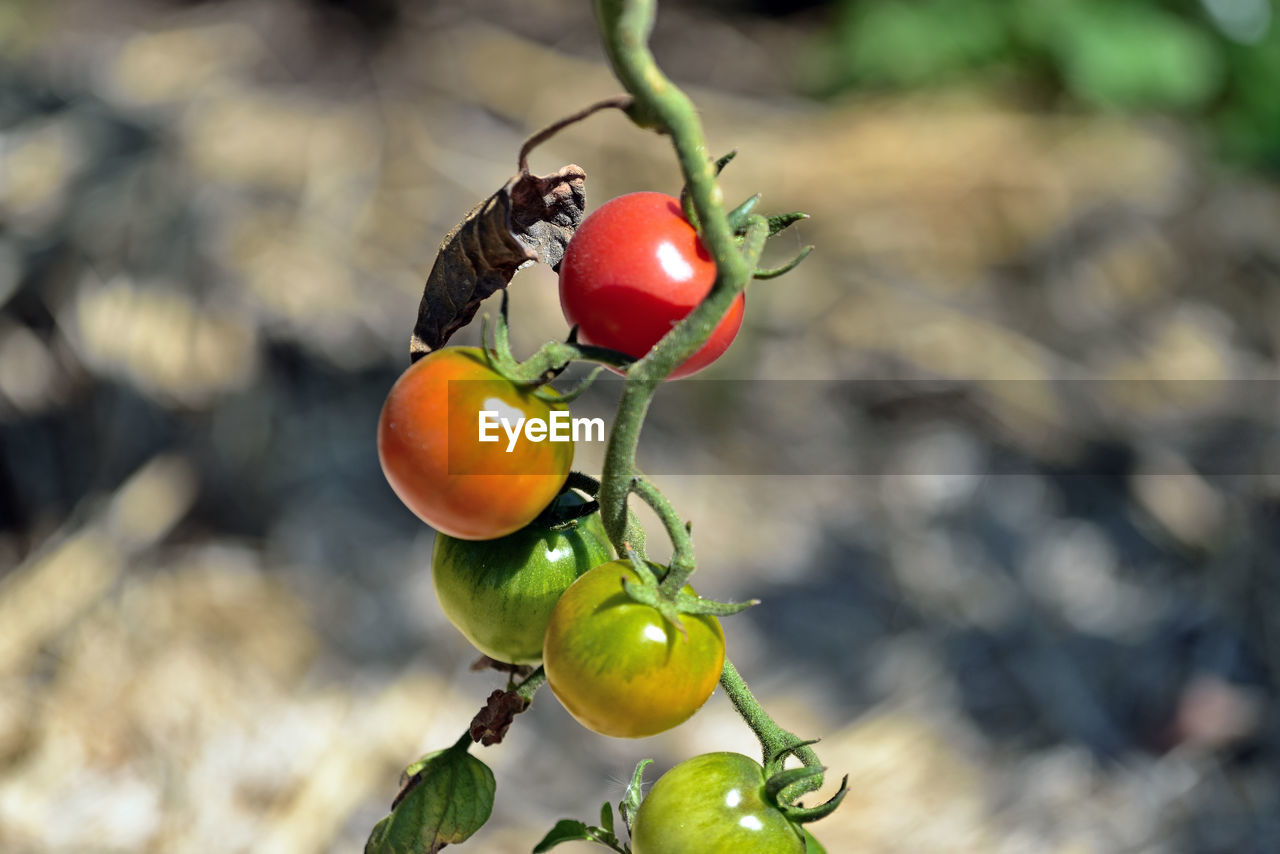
[599,379,654,553]
[595,0,753,558]
[720,659,824,798]
[505,340,634,386]
[517,95,635,174]
[592,0,832,805]
[630,475,694,595]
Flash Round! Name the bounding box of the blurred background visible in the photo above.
[2,0,1279,851]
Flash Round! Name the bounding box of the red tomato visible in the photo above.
[377,347,572,540]
[558,192,744,379]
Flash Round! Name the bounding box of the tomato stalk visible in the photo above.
[481,293,635,386]
[591,0,835,805]
[369,3,832,849]
[628,475,693,595]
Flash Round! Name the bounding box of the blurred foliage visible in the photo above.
[806,0,1280,169]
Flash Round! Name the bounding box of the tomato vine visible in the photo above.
[365,0,844,851]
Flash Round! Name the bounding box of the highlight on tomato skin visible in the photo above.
[558,191,745,379]
[376,346,573,541]
[541,559,725,739]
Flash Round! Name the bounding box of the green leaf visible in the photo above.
[532,819,594,852]
[599,802,615,835]
[531,818,627,853]
[619,758,652,834]
[365,743,495,854]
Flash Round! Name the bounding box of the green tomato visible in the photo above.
[431,496,612,665]
[630,752,807,854]
[542,560,725,738]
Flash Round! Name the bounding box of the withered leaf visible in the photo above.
[408,165,587,360]
[469,654,535,678]
[469,688,530,746]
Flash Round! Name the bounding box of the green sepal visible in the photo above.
[781,775,849,824]
[365,741,495,854]
[619,758,652,834]
[765,738,822,777]
[728,193,762,231]
[620,574,688,639]
[681,150,738,229]
[766,211,808,236]
[765,765,826,804]
[673,590,759,618]
[479,292,532,383]
[534,366,602,403]
[713,149,738,175]
[622,549,661,586]
[755,245,813,280]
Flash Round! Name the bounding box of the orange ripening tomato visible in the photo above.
[542,560,725,738]
[377,347,572,540]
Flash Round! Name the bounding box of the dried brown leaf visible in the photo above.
[469,655,535,677]
[469,689,530,746]
[408,165,587,359]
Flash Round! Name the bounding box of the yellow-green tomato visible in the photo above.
[432,500,612,665]
[630,752,807,854]
[541,560,725,738]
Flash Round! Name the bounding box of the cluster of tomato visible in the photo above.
[378,193,814,852]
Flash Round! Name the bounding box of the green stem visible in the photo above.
[630,475,694,595]
[513,666,547,704]
[592,0,831,804]
[595,0,753,557]
[594,0,751,385]
[719,658,824,798]
[599,379,655,553]
[505,340,634,385]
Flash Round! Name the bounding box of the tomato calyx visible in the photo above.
[762,740,850,826]
[678,149,814,284]
[617,551,756,640]
[678,149,738,228]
